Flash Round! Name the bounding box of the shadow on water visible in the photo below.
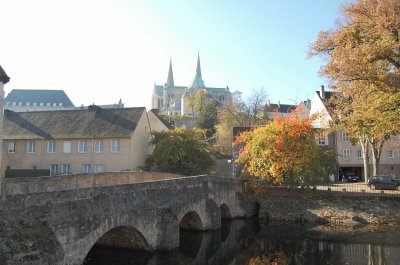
[83,219,400,265]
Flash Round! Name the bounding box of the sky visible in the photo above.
[0,0,347,109]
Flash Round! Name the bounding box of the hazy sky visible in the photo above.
[1,0,346,109]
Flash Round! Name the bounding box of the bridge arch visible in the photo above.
[180,211,203,230]
[92,226,149,250]
[220,203,232,219]
[68,214,154,265]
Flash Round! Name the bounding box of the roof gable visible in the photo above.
[3,106,146,140]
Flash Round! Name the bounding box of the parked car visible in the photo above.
[343,173,359,182]
[368,175,400,190]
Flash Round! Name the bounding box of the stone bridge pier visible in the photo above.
[0,174,257,265]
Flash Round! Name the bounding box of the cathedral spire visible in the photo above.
[167,58,174,87]
[196,52,202,80]
[189,52,206,89]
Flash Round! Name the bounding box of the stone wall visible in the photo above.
[0,171,185,195]
[255,188,400,225]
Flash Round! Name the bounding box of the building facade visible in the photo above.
[310,86,400,181]
[1,106,169,177]
[151,53,232,116]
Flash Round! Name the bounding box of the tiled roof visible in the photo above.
[265,103,297,114]
[149,109,172,129]
[3,106,146,140]
[5,89,75,107]
[0,65,10,84]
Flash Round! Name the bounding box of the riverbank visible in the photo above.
[252,188,400,226]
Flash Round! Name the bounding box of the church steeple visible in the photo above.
[167,58,174,87]
[189,52,206,89]
[196,52,202,80]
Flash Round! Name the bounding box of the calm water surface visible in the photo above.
[83,219,400,265]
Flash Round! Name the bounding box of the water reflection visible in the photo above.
[83,220,400,265]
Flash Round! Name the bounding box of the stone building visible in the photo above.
[0,65,10,178]
[309,85,400,181]
[1,106,169,177]
[151,53,232,116]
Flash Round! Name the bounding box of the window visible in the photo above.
[12,102,16,106]
[27,141,36,153]
[26,102,30,106]
[5,102,10,106]
[78,140,88,153]
[357,149,363,159]
[82,164,92,173]
[63,141,72,153]
[46,103,51,106]
[40,103,44,106]
[341,132,350,142]
[111,139,120,153]
[61,164,71,175]
[315,134,328,146]
[94,164,104,173]
[48,141,56,153]
[59,103,63,107]
[94,140,103,153]
[50,164,58,176]
[343,149,351,160]
[388,149,394,159]
[33,102,37,106]
[53,103,57,106]
[8,142,15,153]
[18,102,22,106]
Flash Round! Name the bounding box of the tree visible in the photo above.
[145,127,214,175]
[235,108,334,186]
[185,94,196,120]
[308,0,400,177]
[214,88,269,155]
[196,99,219,137]
[245,87,269,126]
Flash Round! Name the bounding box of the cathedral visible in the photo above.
[151,53,232,116]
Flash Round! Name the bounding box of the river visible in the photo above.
[83,219,400,265]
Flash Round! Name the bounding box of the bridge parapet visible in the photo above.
[0,171,189,195]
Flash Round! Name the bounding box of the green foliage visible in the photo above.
[300,149,338,187]
[196,99,218,137]
[145,127,215,176]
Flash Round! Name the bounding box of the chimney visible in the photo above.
[277,100,280,108]
[267,100,270,106]
[320,85,325,100]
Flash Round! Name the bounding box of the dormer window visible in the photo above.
[26,102,30,106]
[33,102,37,106]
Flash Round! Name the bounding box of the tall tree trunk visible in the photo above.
[359,136,370,183]
[369,137,385,176]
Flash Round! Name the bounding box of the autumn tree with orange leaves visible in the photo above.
[235,108,336,186]
[308,0,400,178]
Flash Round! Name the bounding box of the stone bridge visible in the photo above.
[0,172,256,265]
